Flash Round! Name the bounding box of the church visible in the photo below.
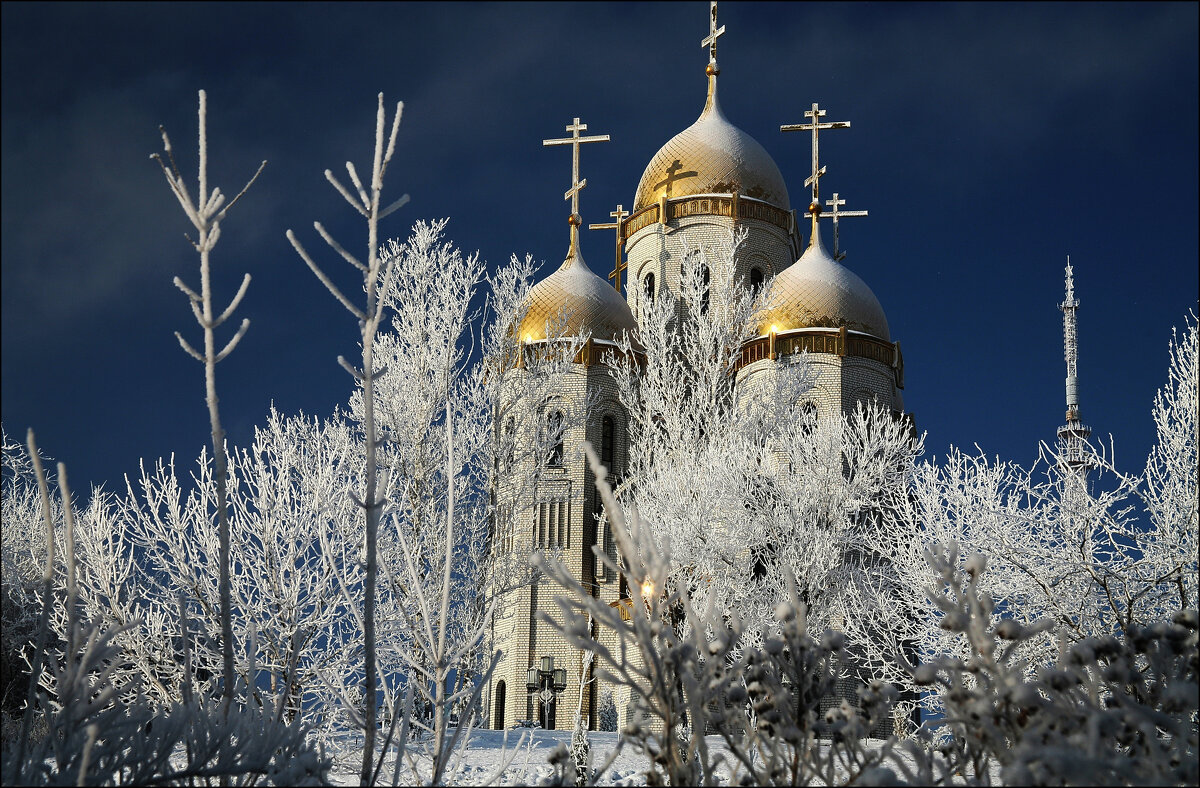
[485,2,906,733]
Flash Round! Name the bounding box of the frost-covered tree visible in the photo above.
[1,428,55,734]
[8,409,363,749]
[1140,312,1198,613]
[1,434,329,787]
[539,444,911,786]
[106,412,361,716]
[154,89,265,709]
[605,230,925,659]
[356,219,584,784]
[360,221,497,784]
[287,92,408,783]
[848,311,1200,720]
[606,231,814,632]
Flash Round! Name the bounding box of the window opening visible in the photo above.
[546,410,564,467]
[601,416,615,467]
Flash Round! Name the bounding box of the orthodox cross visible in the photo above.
[589,204,630,291]
[653,159,698,200]
[819,192,868,261]
[781,103,850,206]
[702,1,726,64]
[543,117,610,222]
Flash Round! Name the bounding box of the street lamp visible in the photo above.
[526,655,568,728]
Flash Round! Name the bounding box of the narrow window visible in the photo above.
[603,515,616,580]
[644,273,656,302]
[749,267,764,292]
[700,264,711,314]
[546,410,564,467]
[503,416,515,470]
[601,416,615,468]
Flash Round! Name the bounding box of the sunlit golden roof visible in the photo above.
[517,232,638,344]
[758,224,890,341]
[632,76,790,215]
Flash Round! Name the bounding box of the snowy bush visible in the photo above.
[910,543,1198,786]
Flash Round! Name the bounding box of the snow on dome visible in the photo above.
[632,77,790,214]
[759,225,890,341]
[517,242,638,343]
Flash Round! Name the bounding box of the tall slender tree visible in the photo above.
[153,89,265,712]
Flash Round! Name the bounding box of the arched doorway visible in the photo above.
[494,680,506,730]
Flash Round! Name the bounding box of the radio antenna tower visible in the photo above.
[1057,258,1092,474]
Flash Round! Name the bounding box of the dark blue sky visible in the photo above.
[3,2,1197,495]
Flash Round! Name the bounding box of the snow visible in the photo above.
[322,729,943,786]
[325,730,721,786]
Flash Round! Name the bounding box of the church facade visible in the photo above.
[486,3,906,733]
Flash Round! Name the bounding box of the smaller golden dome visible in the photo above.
[758,225,890,341]
[517,238,637,344]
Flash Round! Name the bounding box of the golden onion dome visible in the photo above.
[632,76,790,214]
[517,234,638,343]
[759,224,890,341]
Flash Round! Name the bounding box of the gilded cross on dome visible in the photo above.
[702,1,726,65]
[781,102,850,206]
[543,117,610,231]
[820,192,868,261]
[588,204,630,291]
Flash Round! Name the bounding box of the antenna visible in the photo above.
[1057,257,1092,473]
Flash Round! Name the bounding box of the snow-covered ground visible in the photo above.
[326,729,729,786]
[323,728,969,786]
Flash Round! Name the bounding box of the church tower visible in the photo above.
[486,119,636,732]
[736,93,903,418]
[621,2,799,319]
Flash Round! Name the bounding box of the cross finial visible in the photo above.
[589,204,630,291]
[544,117,610,250]
[781,102,851,206]
[702,1,726,66]
[819,192,868,261]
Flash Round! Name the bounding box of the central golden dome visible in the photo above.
[632,77,790,214]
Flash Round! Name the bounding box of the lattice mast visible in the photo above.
[1057,258,1092,473]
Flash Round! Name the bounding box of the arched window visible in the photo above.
[494,680,506,730]
[643,272,656,302]
[601,415,615,467]
[700,264,711,314]
[545,410,564,467]
[749,267,764,293]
